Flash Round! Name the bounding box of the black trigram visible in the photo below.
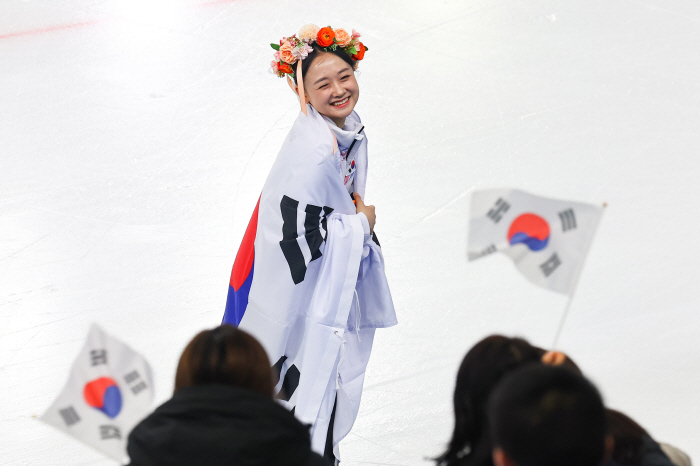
[124,370,140,384]
[99,425,121,440]
[131,381,148,395]
[90,349,107,366]
[472,244,497,259]
[540,253,562,277]
[272,355,300,402]
[279,195,333,285]
[371,231,381,247]
[59,406,80,426]
[558,209,577,232]
[487,198,510,223]
[124,370,148,395]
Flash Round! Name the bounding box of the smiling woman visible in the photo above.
[293,48,360,128]
[222,24,396,465]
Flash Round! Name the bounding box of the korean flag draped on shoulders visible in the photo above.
[468,189,604,295]
[40,324,154,462]
[223,104,397,456]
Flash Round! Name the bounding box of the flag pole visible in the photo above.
[550,202,607,350]
[551,294,574,349]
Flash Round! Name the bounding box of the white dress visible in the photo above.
[224,104,397,459]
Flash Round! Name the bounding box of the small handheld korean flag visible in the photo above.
[40,324,154,462]
[468,189,603,295]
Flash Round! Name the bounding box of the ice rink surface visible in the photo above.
[2,0,699,464]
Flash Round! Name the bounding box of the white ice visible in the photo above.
[1,0,699,464]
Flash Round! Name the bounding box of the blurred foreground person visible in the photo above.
[126,325,328,466]
[606,409,690,466]
[435,336,542,466]
[437,336,690,466]
[488,364,612,466]
[539,351,690,466]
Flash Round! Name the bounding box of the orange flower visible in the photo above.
[279,41,297,64]
[334,28,351,47]
[352,42,366,61]
[316,27,335,47]
[278,62,294,74]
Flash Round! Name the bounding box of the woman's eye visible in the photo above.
[341,75,350,80]
[319,84,328,89]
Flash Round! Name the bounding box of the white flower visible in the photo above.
[298,23,321,41]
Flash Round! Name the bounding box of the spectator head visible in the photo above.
[437,335,542,466]
[488,364,611,466]
[174,325,274,397]
[605,408,648,466]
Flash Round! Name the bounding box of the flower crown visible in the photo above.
[270,24,368,78]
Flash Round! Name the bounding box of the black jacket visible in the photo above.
[126,384,329,466]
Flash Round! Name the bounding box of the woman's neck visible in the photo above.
[329,116,345,128]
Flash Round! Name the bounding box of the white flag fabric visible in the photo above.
[223,104,397,458]
[468,189,603,295]
[40,324,154,462]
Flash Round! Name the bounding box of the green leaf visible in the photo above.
[347,46,358,55]
[363,45,369,51]
[270,43,280,51]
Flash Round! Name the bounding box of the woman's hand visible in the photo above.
[541,351,567,366]
[354,193,375,233]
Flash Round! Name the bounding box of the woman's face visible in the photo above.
[302,52,359,128]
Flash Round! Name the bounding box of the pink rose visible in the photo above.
[279,41,297,64]
[274,51,280,61]
[292,41,313,60]
[334,28,351,47]
[352,29,361,39]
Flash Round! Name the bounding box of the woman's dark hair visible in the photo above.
[436,335,542,466]
[291,46,357,86]
[606,409,649,466]
[174,325,273,397]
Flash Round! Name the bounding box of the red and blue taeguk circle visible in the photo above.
[84,377,122,418]
[507,213,550,251]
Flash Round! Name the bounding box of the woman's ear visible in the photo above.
[286,76,302,98]
[287,80,309,102]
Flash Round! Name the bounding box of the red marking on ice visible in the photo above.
[230,196,260,291]
[0,1,236,41]
[0,20,104,40]
[199,0,238,6]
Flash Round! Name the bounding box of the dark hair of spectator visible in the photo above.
[291,46,357,86]
[606,409,648,466]
[436,335,542,466]
[488,364,607,466]
[174,325,274,397]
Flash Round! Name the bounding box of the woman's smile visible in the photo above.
[331,97,350,108]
